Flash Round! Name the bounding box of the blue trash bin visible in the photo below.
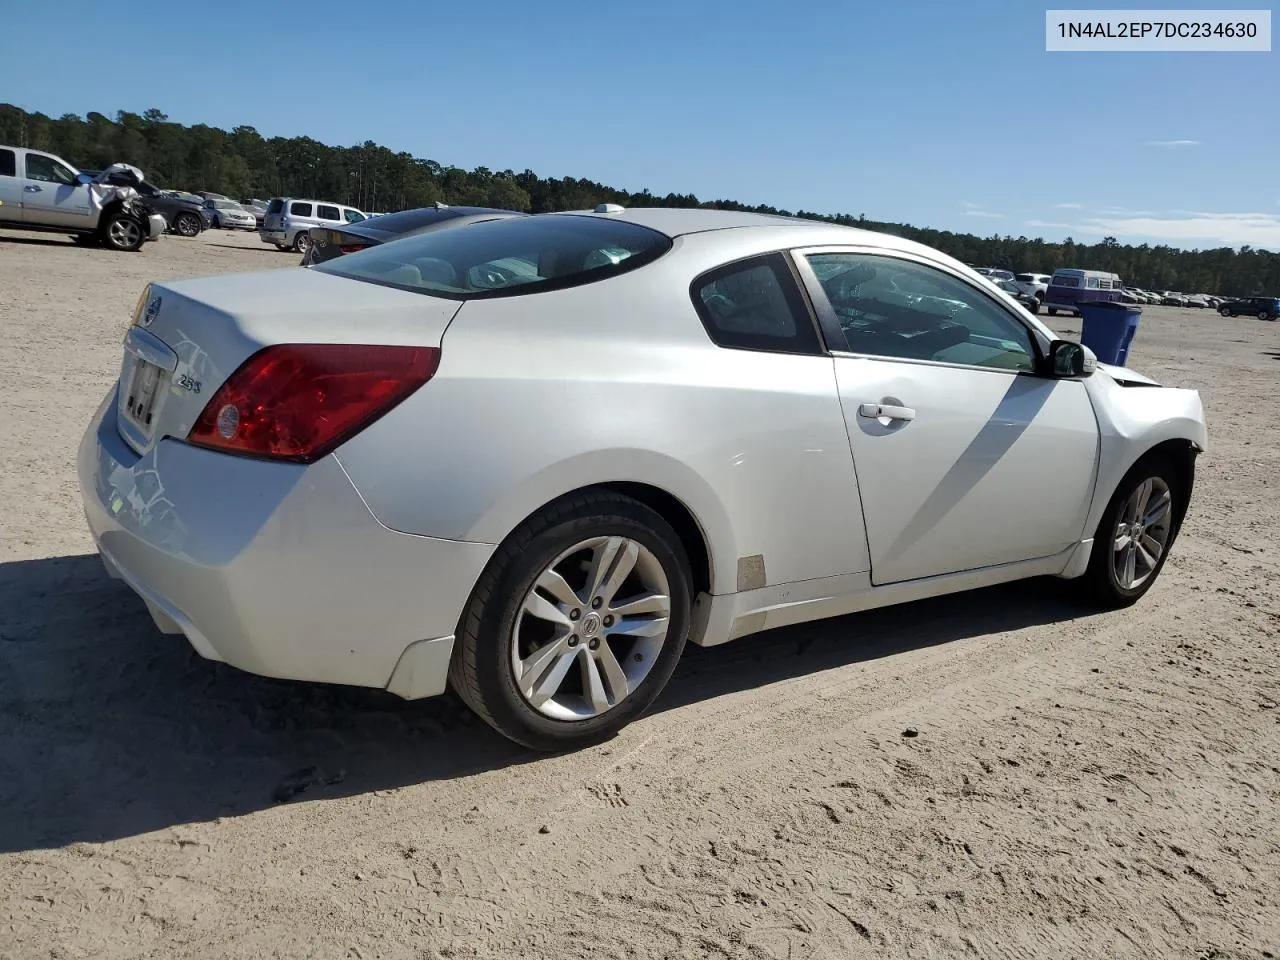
[1078,300,1141,366]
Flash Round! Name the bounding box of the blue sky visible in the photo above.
[1,0,1276,249]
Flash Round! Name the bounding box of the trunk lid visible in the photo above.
[115,268,462,457]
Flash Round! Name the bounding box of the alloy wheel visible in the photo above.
[511,535,672,721]
[109,218,142,249]
[1112,476,1173,590]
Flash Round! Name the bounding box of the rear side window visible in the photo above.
[317,204,341,221]
[289,201,313,217]
[0,149,15,177]
[314,213,672,300]
[691,253,821,355]
[267,198,284,214]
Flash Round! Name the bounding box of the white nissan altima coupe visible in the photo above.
[79,207,1208,750]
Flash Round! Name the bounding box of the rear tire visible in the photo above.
[1046,307,1057,316]
[1076,454,1185,609]
[293,231,312,255]
[449,491,693,751]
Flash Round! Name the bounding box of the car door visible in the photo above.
[792,247,1100,586]
[21,152,95,228]
[0,148,22,223]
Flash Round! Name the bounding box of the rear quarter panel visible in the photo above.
[334,236,872,594]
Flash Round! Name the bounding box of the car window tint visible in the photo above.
[803,252,1036,373]
[1054,275,1080,287]
[290,201,313,217]
[25,153,76,185]
[0,149,16,177]
[314,213,672,300]
[317,204,341,221]
[691,253,821,355]
[267,198,284,214]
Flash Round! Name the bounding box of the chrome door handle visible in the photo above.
[858,402,916,421]
[24,184,42,192]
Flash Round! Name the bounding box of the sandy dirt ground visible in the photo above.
[1,227,1278,960]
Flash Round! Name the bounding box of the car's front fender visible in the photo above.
[1081,368,1208,538]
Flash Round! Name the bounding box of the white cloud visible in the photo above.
[965,209,1005,219]
[1027,219,1073,229]
[1078,212,1280,248]
[1054,202,1083,210]
[1142,139,1200,147]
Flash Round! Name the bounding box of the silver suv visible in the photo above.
[261,197,367,254]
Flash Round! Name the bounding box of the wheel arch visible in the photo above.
[454,449,737,597]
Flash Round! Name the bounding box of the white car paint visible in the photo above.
[78,208,1207,728]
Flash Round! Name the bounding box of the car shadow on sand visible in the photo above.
[0,234,80,248]
[0,552,1090,853]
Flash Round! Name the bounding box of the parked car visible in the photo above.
[1218,296,1280,320]
[196,191,232,202]
[204,199,257,230]
[239,198,269,228]
[82,169,209,237]
[78,208,1207,750]
[1014,272,1053,303]
[994,278,1042,313]
[261,197,367,254]
[975,267,1015,283]
[0,147,165,251]
[1044,268,1123,316]
[302,203,526,266]
[1160,292,1190,307]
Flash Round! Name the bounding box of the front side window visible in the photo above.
[289,201,313,217]
[1053,275,1080,288]
[343,209,365,223]
[0,149,15,177]
[691,254,820,355]
[25,153,77,185]
[314,213,672,300]
[803,252,1037,373]
[317,204,341,221]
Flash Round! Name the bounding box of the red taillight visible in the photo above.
[339,243,369,254]
[188,344,439,463]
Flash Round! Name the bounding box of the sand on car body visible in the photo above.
[1,228,1278,960]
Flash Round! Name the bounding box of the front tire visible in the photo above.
[1046,307,1057,316]
[1077,455,1184,609]
[449,491,693,751]
[174,212,201,237]
[1028,298,1041,314]
[101,212,146,252]
[1259,311,1272,321]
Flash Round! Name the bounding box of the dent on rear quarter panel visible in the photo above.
[333,257,871,595]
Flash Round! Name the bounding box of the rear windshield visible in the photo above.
[355,207,456,234]
[267,198,284,214]
[314,214,673,300]
[1015,273,1035,282]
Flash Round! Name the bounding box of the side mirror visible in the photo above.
[1046,339,1095,378]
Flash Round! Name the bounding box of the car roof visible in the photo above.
[544,207,968,264]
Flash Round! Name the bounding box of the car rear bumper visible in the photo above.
[260,229,288,245]
[77,385,495,698]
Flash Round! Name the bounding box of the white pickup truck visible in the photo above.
[0,145,166,251]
